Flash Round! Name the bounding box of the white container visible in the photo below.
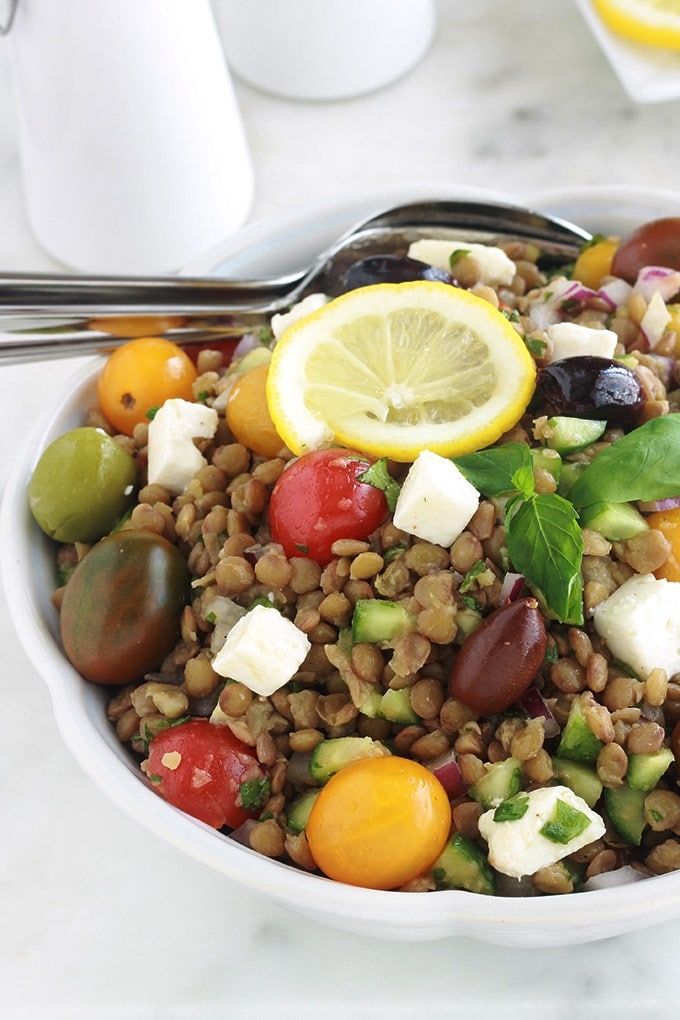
[214,0,437,101]
[4,0,254,274]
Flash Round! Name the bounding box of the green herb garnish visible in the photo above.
[493,793,530,822]
[540,798,591,845]
[357,457,401,513]
[239,777,271,812]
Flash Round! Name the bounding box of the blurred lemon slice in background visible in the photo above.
[593,0,680,50]
[266,281,536,463]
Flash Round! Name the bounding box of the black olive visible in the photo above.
[536,356,644,425]
[343,254,455,292]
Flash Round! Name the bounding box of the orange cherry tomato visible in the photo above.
[646,506,680,581]
[572,238,618,290]
[226,362,286,459]
[305,756,451,890]
[97,337,197,436]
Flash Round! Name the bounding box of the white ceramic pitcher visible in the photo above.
[2,0,254,273]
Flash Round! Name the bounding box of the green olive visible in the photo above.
[29,427,137,543]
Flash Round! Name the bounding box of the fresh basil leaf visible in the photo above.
[454,443,534,499]
[357,458,401,513]
[568,414,680,508]
[506,493,584,625]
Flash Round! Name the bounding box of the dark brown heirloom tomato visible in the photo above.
[449,598,548,715]
[59,530,190,685]
[611,218,680,284]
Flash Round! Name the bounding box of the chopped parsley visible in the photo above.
[239,778,271,812]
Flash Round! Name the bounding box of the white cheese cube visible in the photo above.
[640,291,671,349]
[478,785,605,879]
[593,573,680,680]
[546,321,618,362]
[212,604,311,697]
[407,238,515,287]
[271,292,328,341]
[393,449,480,548]
[147,398,218,495]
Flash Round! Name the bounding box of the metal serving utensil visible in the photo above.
[0,198,592,363]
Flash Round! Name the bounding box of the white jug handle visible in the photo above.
[0,0,19,35]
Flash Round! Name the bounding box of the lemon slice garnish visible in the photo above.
[593,0,680,49]
[265,281,536,463]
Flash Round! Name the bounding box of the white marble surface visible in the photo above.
[3,2,680,1017]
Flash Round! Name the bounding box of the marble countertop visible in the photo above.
[3,2,680,1017]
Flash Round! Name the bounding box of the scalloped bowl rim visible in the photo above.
[5,183,680,945]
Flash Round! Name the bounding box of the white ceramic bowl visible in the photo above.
[5,184,680,946]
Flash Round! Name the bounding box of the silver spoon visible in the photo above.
[0,198,591,363]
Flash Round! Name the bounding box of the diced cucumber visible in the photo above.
[309,735,390,783]
[454,606,483,642]
[286,789,321,833]
[552,757,603,809]
[557,461,586,497]
[351,598,415,644]
[468,756,522,810]
[604,785,647,846]
[555,696,604,765]
[531,447,562,485]
[626,747,674,793]
[432,833,496,895]
[545,416,607,456]
[578,500,649,541]
[377,687,418,725]
[358,687,383,719]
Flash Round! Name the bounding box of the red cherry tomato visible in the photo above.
[268,448,388,565]
[146,719,266,829]
[611,218,680,283]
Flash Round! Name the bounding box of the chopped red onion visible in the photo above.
[640,495,680,512]
[529,277,598,331]
[232,332,267,361]
[427,748,468,799]
[517,687,560,738]
[499,571,526,605]
[228,819,258,846]
[583,865,649,891]
[597,277,632,310]
[633,265,680,303]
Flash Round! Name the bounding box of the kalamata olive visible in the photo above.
[343,254,454,292]
[611,218,680,284]
[450,597,547,715]
[536,356,643,425]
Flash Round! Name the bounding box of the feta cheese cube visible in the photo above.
[407,238,515,287]
[546,321,618,362]
[593,572,680,680]
[393,449,480,548]
[271,292,328,341]
[212,604,311,697]
[478,785,605,879]
[147,398,218,495]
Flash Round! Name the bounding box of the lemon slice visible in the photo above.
[593,0,680,49]
[265,281,536,463]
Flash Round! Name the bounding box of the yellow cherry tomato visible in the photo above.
[88,314,186,338]
[572,238,618,290]
[97,337,197,436]
[306,756,451,890]
[647,506,680,582]
[226,362,286,459]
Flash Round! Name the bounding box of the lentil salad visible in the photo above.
[40,219,680,895]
